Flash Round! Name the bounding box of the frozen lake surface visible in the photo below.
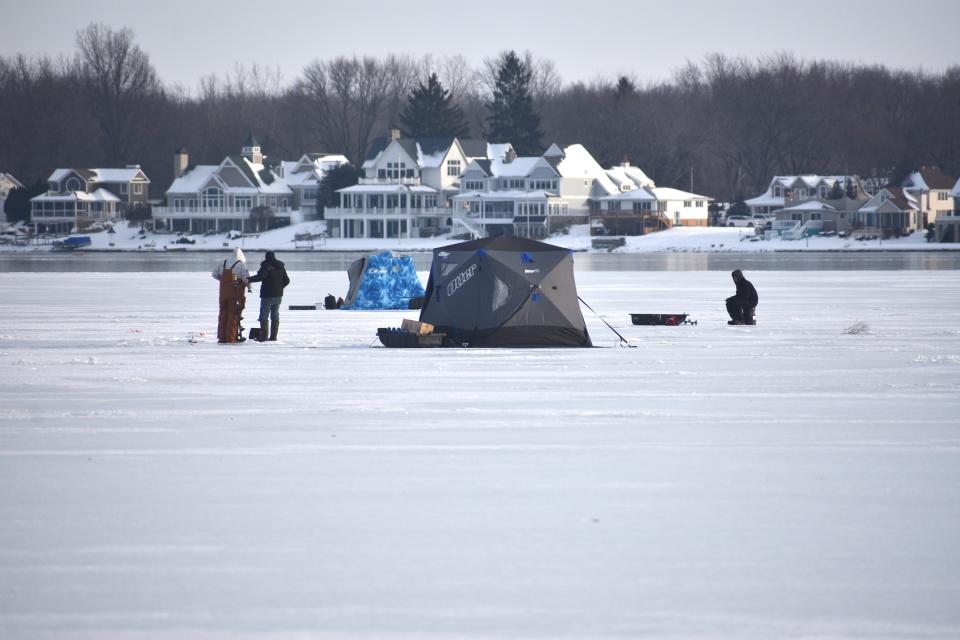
[1,270,959,638]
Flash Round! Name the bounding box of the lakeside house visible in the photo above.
[325,130,490,239]
[452,143,617,239]
[1,172,24,222]
[747,175,867,215]
[756,169,956,238]
[154,134,347,234]
[934,176,960,242]
[29,166,150,233]
[593,163,711,236]
[901,166,956,227]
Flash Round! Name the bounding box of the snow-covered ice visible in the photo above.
[1,269,959,638]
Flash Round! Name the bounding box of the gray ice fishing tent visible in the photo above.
[419,236,592,347]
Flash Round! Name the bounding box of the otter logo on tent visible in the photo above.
[446,263,478,297]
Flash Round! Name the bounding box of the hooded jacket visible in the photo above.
[212,248,250,281]
[248,252,290,298]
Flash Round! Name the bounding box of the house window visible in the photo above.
[386,162,407,179]
[120,183,128,195]
[463,180,484,191]
[66,177,82,192]
[684,200,691,208]
[134,183,143,195]
[201,187,224,209]
[446,159,461,177]
[773,187,782,197]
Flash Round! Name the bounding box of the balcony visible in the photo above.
[325,206,448,219]
[152,206,292,218]
[358,176,422,186]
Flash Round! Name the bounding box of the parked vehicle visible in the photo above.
[725,215,753,227]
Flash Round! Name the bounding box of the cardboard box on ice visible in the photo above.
[401,319,434,335]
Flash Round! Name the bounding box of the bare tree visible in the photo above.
[296,55,417,165]
[74,23,161,164]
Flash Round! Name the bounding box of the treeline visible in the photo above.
[2,23,958,205]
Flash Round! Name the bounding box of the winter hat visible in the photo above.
[234,248,246,263]
[265,251,276,262]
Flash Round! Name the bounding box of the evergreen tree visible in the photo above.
[3,181,47,224]
[614,75,636,99]
[828,181,845,200]
[317,164,362,219]
[486,51,543,155]
[399,73,469,139]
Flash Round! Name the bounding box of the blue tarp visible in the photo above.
[341,251,425,310]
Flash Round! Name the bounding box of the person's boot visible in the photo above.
[269,319,279,341]
[259,319,268,342]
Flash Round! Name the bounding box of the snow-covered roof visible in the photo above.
[605,165,655,190]
[487,143,512,162]
[32,188,121,203]
[490,156,541,177]
[92,168,147,183]
[337,184,437,194]
[0,172,23,190]
[167,165,221,194]
[555,145,618,195]
[48,168,147,184]
[48,169,75,183]
[746,194,785,207]
[782,200,836,211]
[600,186,657,202]
[651,187,712,201]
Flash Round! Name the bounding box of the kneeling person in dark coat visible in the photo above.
[726,269,758,325]
[248,251,291,341]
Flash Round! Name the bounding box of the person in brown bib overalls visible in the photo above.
[212,248,251,343]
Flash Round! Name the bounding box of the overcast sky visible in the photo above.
[2,0,958,91]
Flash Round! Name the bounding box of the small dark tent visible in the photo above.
[341,251,425,310]
[419,236,592,347]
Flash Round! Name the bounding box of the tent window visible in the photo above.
[492,276,509,312]
[440,262,459,277]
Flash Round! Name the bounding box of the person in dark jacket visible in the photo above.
[726,269,758,325]
[248,251,290,341]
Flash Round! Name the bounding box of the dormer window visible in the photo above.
[66,177,82,192]
[773,187,782,197]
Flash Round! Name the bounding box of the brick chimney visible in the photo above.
[174,148,189,178]
[390,127,402,141]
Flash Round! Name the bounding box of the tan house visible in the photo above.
[901,166,957,227]
[30,166,150,233]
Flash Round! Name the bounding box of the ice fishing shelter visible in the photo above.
[341,251,425,310]
[419,236,592,347]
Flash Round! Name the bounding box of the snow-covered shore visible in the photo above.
[3,222,959,254]
[1,270,959,638]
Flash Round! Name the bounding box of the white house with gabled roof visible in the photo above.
[326,130,491,239]
[451,143,617,238]
[154,135,347,233]
[593,162,711,235]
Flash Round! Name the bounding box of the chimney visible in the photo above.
[174,148,189,178]
[504,148,517,164]
[390,127,402,141]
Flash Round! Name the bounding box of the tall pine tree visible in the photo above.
[399,73,469,139]
[486,51,543,155]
